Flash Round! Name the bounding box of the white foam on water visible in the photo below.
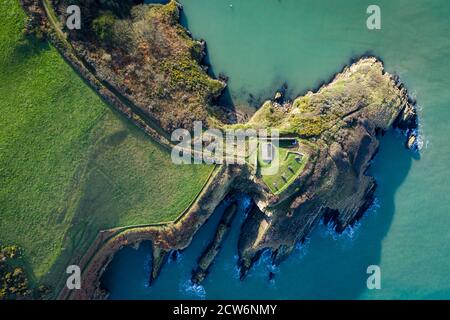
[294,237,311,254]
[321,197,381,243]
[228,254,240,280]
[180,280,207,299]
[240,194,253,219]
[167,250,183,265]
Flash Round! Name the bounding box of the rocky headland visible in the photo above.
[234,57,417,277]
[20,0,418,299]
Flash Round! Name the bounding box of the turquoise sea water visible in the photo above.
[102,0,450,299]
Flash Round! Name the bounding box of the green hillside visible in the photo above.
[0,0,213,295]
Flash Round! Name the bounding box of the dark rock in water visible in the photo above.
[406,133,417,150]
[27,0,424,299]
[218,73,229,83]
[191,269,207,285]
[236,58,419,280]
[170,250,179,262]
[274,92,283,102]
[191,202,238,284]
[268,271,276,281]
[395,103,418,131]
[149,246,170,286]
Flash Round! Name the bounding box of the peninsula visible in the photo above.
[5,0,417,299]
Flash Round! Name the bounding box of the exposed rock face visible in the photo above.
[21,0,418,297]
[62,164,240,300]
[79,57,417,292]
[236,57,417,277]
[191,201,238,284]
[55,0,226,133]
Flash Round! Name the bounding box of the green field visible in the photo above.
[0,0,213,294]
[258,141,309,195]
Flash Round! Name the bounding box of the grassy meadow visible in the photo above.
[259,142,309,195]
[0,0,213,294]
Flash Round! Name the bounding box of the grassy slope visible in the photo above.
[0,0,213,292]
[259,145,309,195]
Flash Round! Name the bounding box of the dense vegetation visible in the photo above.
[0,245,30,299]
[248,63,404,139]
[56,0,226,132]
[0,0,213,297]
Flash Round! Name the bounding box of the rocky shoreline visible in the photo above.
[235,58,417,279]
[191,200,238,285]
[88,58,417,298]
[158,56,418,289]
[20,1,418,300]
[60,165,241,299]
[67,56,417,299]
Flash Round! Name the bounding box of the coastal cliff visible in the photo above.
[235,57,417,277]
[19,0,418,299]
[191,201,238,284]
